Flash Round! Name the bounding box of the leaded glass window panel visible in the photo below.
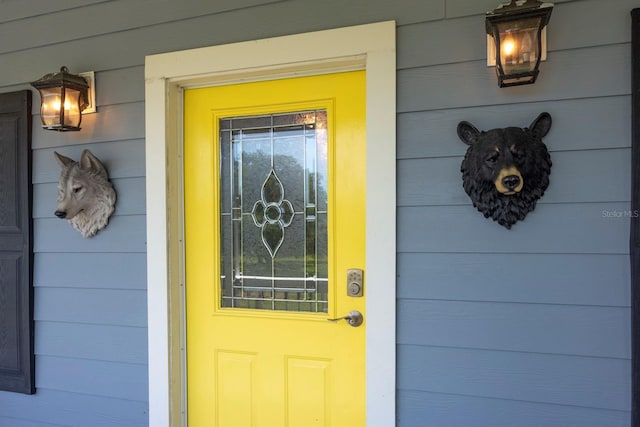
[219,111,328,312]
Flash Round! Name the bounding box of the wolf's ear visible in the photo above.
[80,149,108,178]
[457,121,480,146]
[54,151,75,168]
[529,112,552,138]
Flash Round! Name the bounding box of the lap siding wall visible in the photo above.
[0,0,632,425]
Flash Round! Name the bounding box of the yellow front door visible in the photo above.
[184,71,366,426]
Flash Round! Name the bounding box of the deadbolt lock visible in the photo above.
[347,268,364,297]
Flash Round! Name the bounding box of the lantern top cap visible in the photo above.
[30,65,89,91]
[487,0,553,17]
[486,0,553,35]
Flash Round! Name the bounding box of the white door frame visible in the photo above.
[145,21,396,427]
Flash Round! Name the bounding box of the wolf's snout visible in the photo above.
[502,175,521,191]
[54,210,67,219]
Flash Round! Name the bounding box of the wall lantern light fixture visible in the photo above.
[30,66,96,131]
[486,0,553,87]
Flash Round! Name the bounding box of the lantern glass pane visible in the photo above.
[497,16,542,75]
[63,88,82,128]
[39,88,63,127]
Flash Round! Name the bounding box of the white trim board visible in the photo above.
[145,21,397,427]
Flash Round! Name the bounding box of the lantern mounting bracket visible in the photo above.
[78,71,96,114]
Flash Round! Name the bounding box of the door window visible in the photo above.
[219,110,328,312]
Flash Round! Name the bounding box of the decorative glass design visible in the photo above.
[219,110,328,312]
[251,170,295,257]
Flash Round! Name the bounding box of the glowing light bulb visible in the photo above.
[51,100,72,111]
[503,40,515,56]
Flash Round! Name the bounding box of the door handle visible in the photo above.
[328,310,363,327]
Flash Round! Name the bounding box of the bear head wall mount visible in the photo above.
[457,112,552,229]
[54,149,117,238]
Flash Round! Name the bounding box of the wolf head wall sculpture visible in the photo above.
[54,149,117,238]
[457,113,552,229]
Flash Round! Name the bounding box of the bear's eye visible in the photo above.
[485,152,499,164]
[511,150,525,161]
[73,186,83,194]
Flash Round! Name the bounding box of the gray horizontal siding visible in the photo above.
[33,139,145,183]
[0,418,63,427]
[0,0,632,425]
[0,0,110,24]
[398,345,630,411]
[392,0,631,424]
[2,0,152,422]
[34,288,147,326]
[398,44,630,113]
[36,356,147,402]
[398,203,630,253]
[398,253,630,306]
[0,0,446,88]
[33,252,146,289]
[0,388,147,427]
[32,104,145,148]
[398,96,631,159]
[399,0,635,68]
[398,299,630,358]
[0,0,280,54]
[35,322,148,364]
[397,390,629,427]
[34,216,146,253]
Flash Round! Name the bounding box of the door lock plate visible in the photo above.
[347,268,364,297]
